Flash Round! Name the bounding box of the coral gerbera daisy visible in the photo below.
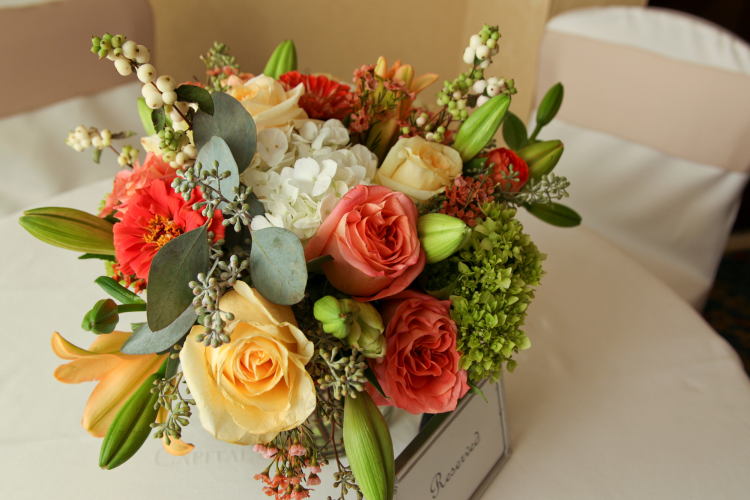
[113,179,225,283]
[279,71,353,120]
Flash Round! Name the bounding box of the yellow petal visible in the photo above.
[374,56,388,79]
[228,281,299,327]
[411,73,439,94]
[51,332,124,384]
[393,64,414,88]
[88,331,132,354]
[163,437,195,456]
[82,353,165,437]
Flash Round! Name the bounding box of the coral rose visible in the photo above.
[304,185,425,302]
[487,147,529,192]
[367,290,469,414]
[99,152,176,218]
[229,75,308,131]
[112,179,224,282]
[376,137,463,202]
[180,281,316,445]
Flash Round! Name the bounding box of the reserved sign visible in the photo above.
[394,379,511,500]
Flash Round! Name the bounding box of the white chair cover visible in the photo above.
[534,6,750,309]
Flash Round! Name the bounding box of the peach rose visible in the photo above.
[179,281,315,445]
[304,185,425,302]
[375,136,463,202]
[229,75,308,131]
[99,152,175,218]
[367,290,469,414]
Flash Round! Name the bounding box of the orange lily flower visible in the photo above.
[51,331,166,438]
[367,57,439,160]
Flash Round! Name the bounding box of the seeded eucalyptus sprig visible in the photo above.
[149,368,196,445]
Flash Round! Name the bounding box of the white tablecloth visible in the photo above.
[2,179,750,499]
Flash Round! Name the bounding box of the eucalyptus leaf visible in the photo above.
[245,192,265,219]
[502,111,528,151]
[147,225,209,331]
[121,304,197,355]
[524,202,581,228]
[250,227,307,305]
[195,136,239,210]
[151,107,166,133]
[175,84,214,115]
[137,98,156,136]
[193,92,257,173]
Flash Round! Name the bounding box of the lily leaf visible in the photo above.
[78,253,116,262]
[523,202,581,227]
[502,111,528,151]
[147,225,209,331]
[121,304,197,355]
[195,136,239,210]
[137,98,156,136]
[193,92,257,173]
[175,84,214,115]
[250,227,307,305]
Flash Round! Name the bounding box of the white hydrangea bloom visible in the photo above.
[242,118,379,244]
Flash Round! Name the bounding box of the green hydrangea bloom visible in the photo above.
[427,202,545,383]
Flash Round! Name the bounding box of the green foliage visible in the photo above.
[151,107,166,132]
[120,305,197,355]
[249,227,307,305]
[194,136,239,210]
[524,202,581,227]
[193,92,257,173]
[95,276,145,305]
[19,207,115,255]
[137,98,157,136]
[81,298,119,334]
[263,39,298,79]
[146,225,209,331]
[502,111,528,151]
[175,84,214,115]
[446,203,545,382]
[453,93,511,162]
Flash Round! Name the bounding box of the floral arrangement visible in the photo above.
[20,25,578,500]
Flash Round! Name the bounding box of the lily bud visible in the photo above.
[99,367,163,470]
[343,391,395,500]
[417,213,471,264]
[263,39,297,79]
[517,140,564,180]
[535,82,564,127]
[452,93,511,162]
[345,302,385,359]
[82,299,119,335]
[19,207,115,255]
[313,296,360,339]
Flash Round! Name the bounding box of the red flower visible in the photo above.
[279,71,353,120]
[113,179,224,283]
[367,290,469,414]
[486,147,529,192]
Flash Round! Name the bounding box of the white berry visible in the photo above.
[122,41,138,59]
[175,152,189,166]
[137,64,156,83]
[162,91,177,105]
[114,58,132,76]
[135,45,150,64]
[141,83,160,98]
[477,95,490,107]
[486,84,501,97]
[469,35,482,50]
[473,80,487,94]
[487,77,499,86]
[145,92,164,109]
[156,75,176,92]
[476,45,490,60]
[463,47,476,65]
[479,60,490,69]
[416,116,427,127]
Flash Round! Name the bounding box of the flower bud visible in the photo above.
[517,140,564,179]
[344,302,385,359]
[452,93,511,162]
[343,391,395,500]
[99,368,163,470]
[417,213,471,264]
[19,207,115,254]
[536,82,564,128]
[313,296,359,339]
[82,299,119,334]
[263,39,297,79]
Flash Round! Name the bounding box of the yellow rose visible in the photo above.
[229,75,308,131]
[180,281,315,445]
[375,136,463,202]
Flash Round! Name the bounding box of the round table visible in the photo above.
[2,180,749,499]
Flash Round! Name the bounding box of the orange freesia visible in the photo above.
[51,331,166,438]
[367,57,439,160]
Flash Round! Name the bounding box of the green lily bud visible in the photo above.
[82,299,119,334]
[263,39,297,79]
[95,276,145,305]
[345,302,385,359]
[517,140,564,180]
[418,213,471,264]
[19,207,115,255]
[344,391,395,500]
[536,82,564,128]
[99,365,164,470]
[452,93,511,162]
[313,296,360,339]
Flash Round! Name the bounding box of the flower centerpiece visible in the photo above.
[20,25,578,500]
